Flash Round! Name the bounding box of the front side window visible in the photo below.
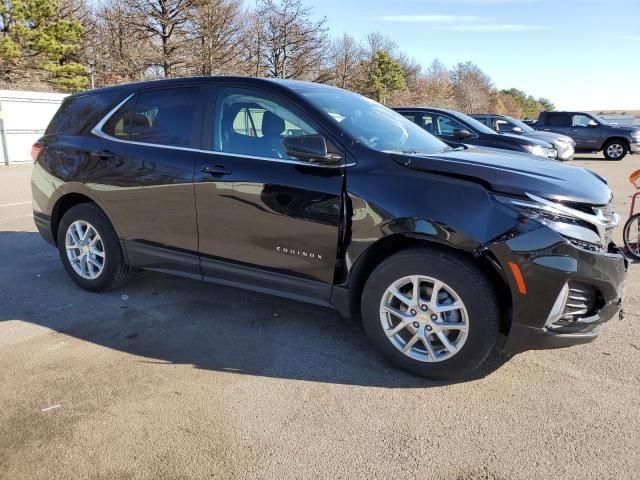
[494,119,513,133]
[437,115,467,136]
[572,114,595,127]
[215,87,318,160]
[101,87,199,147]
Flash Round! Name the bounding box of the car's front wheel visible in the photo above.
[603,139,628,161]
[361,248,499,380]
[57,203,131,292]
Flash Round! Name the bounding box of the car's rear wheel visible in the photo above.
[361,248,499,380]
[57,203,131,292]
[603,140,628,161]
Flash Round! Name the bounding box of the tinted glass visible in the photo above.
[130,87,199,147]
[214,87,318,159]
[102,87,199,146]
[545,113,570,127]
[103,97,135,139]
[298,87,448,154]
[437,115,467,136]
[46,94,113,135]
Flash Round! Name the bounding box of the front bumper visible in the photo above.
[556,143,575,160]
[488,226,627,354]
[631,142,640,154]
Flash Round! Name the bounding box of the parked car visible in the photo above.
[535,111,640,160]
[471,113,575,161]
[32,77,626,380]
[394,107,558,159]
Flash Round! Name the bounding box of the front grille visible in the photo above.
[547,281,601,332]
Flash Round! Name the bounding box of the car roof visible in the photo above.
[68,76,337,99]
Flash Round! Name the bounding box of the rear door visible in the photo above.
[85,85,204,275]
[539,112,571,137]
[193,84,345,299]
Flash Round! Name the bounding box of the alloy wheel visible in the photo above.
[379,275,469,362]
[65,220,106,280]
[607,143,624,159]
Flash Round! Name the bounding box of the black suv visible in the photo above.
[394,107,558,159]
[32,77,626,380]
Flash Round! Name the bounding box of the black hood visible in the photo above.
[392,147,611,205]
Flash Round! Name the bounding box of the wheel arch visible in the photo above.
[51,193,112,246]
[344,233,512,334]
[603,136,631,151]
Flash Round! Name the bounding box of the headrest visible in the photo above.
[262,111,285,136]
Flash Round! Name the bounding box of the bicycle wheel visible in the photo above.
[623,213,640,260]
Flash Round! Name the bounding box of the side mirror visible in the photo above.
[511,126,524,134]
[588,120,599,128]
[283,135,342,164]
[453,128,474,140]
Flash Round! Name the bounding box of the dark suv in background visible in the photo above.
[32,77,626,380]
[394,107,558,159]
[535,111,640,160]
[471,113,575,161]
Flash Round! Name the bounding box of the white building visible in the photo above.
[0,90,67,165]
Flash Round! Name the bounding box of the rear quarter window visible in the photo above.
[45,93,116,136]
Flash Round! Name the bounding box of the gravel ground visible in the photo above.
[1,154,639,480]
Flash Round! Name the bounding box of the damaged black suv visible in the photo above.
[32,77,627,379]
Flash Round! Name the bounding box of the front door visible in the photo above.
[568,114,602,150]
[193,85,344,298]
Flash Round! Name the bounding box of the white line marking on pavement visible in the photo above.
[0,201,31,208]
[41,404,61,412]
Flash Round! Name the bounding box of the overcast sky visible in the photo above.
[298,0,640,110]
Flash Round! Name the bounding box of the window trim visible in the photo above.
[92,89,351,170]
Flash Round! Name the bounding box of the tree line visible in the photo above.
[0,0,555,118]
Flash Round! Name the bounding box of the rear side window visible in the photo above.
[101,87,200,147]
[544,113,570,127]
[46,94,112,135]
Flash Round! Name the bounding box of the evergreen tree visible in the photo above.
[0,0,86,91]
[365,50,406,104]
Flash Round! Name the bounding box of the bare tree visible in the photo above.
[188,0,244,76]
[126,0,195,78]
[450,61,494,113]
[327,33,363,89]
[89,1,152,86]
[363,32,397,61]
[256,0,328,80]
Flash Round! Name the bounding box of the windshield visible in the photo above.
[593,114,610,125]
[504,116,535,133]
[297,87,448,154]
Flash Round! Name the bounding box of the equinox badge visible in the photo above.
[276,246,323,261]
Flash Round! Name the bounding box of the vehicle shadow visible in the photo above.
[0,230,510,388]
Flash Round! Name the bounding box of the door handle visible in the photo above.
[200,164,231,176]
[88,149,115,159]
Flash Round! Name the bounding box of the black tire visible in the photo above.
[361,248,499,380]
[602,139,628,161]
[57,203,131,292]
[623,213,640,260]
